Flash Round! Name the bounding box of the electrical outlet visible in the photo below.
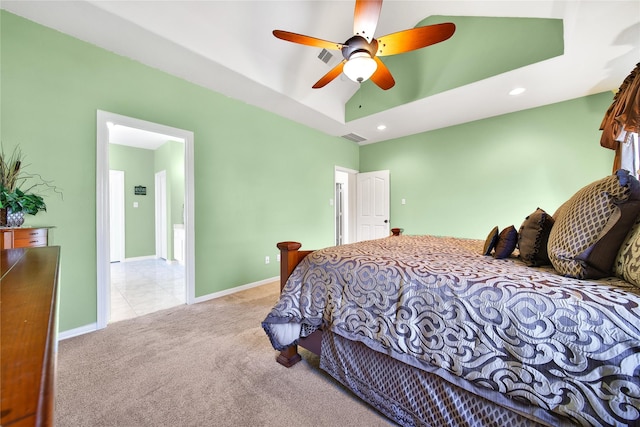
[276,254,281,262]
[265,256,270,264]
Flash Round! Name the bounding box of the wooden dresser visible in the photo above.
[1,246,61,427]
[0,227,50,250]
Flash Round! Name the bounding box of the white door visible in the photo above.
[356,170,390,241]
[155,170,168,260]
[109,170,125,262]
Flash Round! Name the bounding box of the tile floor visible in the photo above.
[110,258,185,323]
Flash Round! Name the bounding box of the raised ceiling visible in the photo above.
[2,1,639,145]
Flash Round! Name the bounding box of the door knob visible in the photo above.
[384,219,389,223]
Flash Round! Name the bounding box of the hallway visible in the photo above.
[110,259,185,323]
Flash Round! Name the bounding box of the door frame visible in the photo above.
[96,110,196,329]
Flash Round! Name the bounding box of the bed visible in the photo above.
[262,170,640,427]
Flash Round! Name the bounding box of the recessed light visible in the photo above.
[509,87,526,96]
[377,124,387,131]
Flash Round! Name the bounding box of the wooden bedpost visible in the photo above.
[391,228,403,236]
[277,241,302,291]
[275,241,313,367]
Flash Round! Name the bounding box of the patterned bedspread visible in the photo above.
[262,235,640,426]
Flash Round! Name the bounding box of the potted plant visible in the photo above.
[0,143,61,227]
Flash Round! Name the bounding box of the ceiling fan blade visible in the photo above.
[312,60,347,89]
[370,57,395,90]
[273,30,343,50]
[353,0,383,42]
[376,23,456,56]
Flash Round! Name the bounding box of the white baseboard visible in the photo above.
[192,276,279,304]
[58,322,98,341]
[121,255,178,264]
[122,255,157,262]
[56,276,279,340]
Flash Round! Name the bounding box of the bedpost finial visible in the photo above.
[391,228,403,236]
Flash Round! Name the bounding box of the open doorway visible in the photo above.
[96,110,195,329]
[335,166,391,245]
[108,132,183,322]
[335,166,358,245]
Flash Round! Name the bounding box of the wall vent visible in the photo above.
[341,133,367,143]
[318,49,333,64]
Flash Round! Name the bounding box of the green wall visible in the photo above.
[0,11,359,332]
[109,144,156,258]
[360,93,615,239]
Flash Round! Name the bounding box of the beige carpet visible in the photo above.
[55,281,394,426]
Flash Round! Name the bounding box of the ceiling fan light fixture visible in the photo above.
[343,52,377,83]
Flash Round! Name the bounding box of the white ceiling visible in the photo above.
[2,0,639,145]
[108,124,184,150]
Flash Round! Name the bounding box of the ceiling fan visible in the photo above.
[273,0,455,90]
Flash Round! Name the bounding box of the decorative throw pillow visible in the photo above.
[483,226,499,256]
[518,208,554,266]
[615,215,640,286]
[493,226,518,259]
[548,169,640,279]
[553,200,570,221]
[576,200,640,278]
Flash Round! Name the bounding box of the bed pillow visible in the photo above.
[518,208,554,266]
[581,200,640,277]
[548,169,640,279]
[615,216,640,286]
[493,225,518,259]
[483,226,499,256]
[553,200,570,221]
